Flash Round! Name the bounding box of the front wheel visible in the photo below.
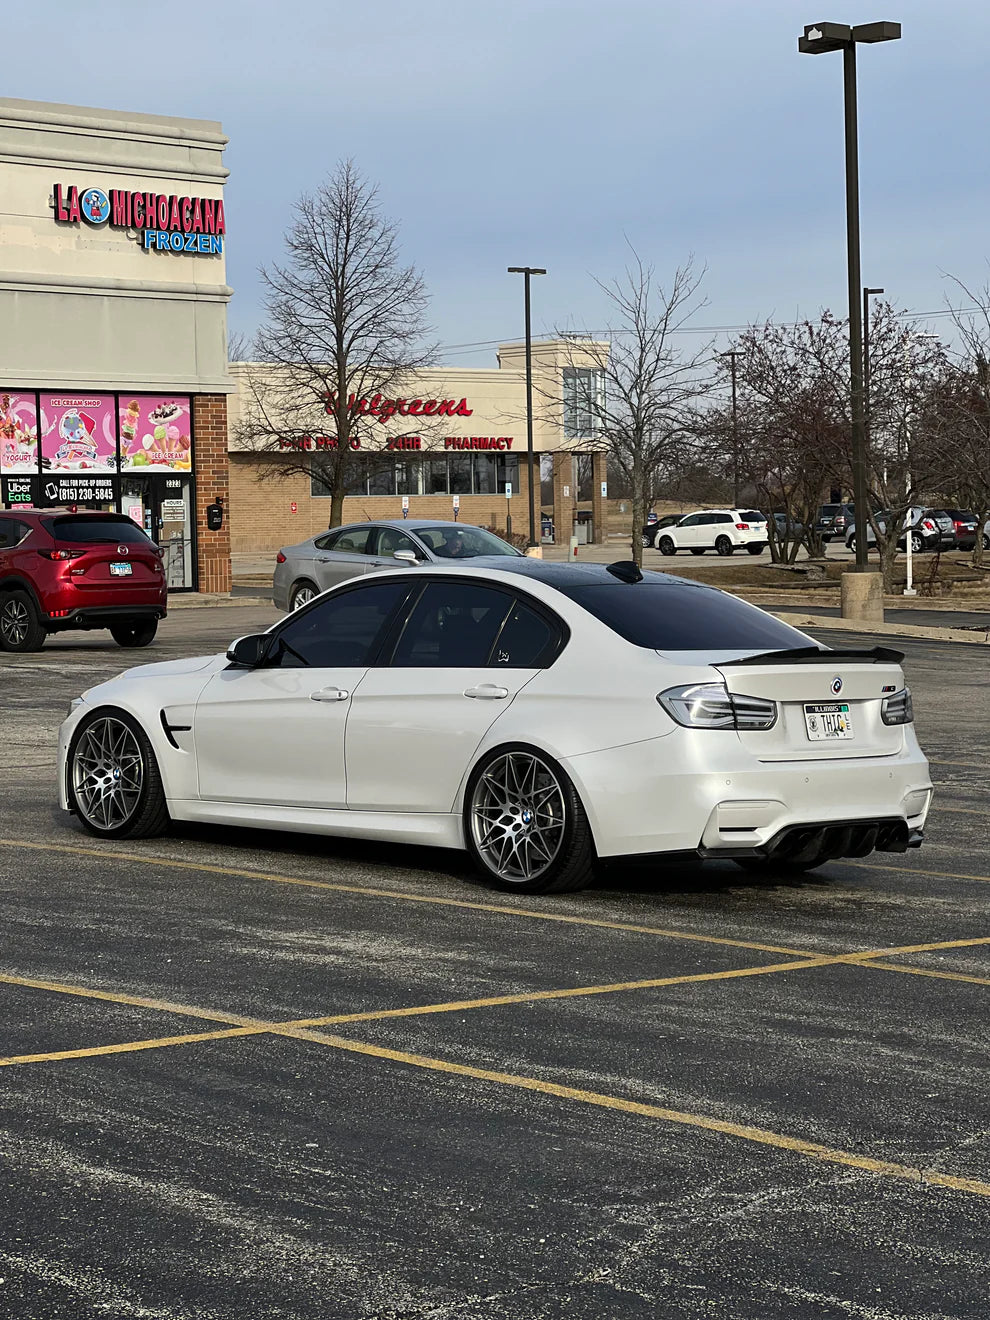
[465,746,595,893]
[983,533,989,550]
[68,709,170,839]
[657,535,676,556]
[0,591,46,653]
[715,535,734,556]
[110,618,158,648]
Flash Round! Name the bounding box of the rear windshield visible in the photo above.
[739,510,765,522]
[562,582,812,651]
[47,516,154,545]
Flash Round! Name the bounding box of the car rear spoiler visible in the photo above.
[719,645,904,667]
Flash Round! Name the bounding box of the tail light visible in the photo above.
[276,551,287,564]
[658,683,777,731]
[881,687,914,726]
[922,519,935,532]
[38,548,84,561]
[735,523,750,530]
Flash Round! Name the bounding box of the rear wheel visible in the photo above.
[690,548,705,556]
[747,544,764,556]
[465,746,595,894]
[715,535,734,556]
[640,532,651,548]
[290,580,319,611]
[110,618,158,648]
[983,533,989,550]
[68,709,169,839]
[657,535,676,556]
[910,533,924,554]
[0,590,46,653]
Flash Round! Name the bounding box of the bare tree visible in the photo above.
[227,329,252,362]
[557,254,713,566]
[238,160,436,528]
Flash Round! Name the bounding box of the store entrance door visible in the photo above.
[120,474,195,590]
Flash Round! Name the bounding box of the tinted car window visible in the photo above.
[491,599,562,667]
[679,514,701,526]
[377,527,422,558]
[269,581,409,668]
[562,582,813,652]
[332,527,373,555]
[47,516,155,545]
[391,581,513,667]
[714,514,734,524]
[740,510,764,522]
[0,518,15,547]
[314,532,337,550]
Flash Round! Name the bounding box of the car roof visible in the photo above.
[330,519,478,532]
[430,558,706,591]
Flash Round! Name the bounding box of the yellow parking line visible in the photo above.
[0,972,271,1027]
[934,806,986,816]
[270,1030,990,1201]
[866,962,990,990]
[0,837,812,958]
[0,1027,256,1068]
[929,758,986,769]
[844,861,990,885]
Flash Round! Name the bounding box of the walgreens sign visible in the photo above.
[324,392,473,423]
[53,183,225,255]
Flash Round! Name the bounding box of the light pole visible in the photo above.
[863,286,883,451]
[901,331,939,597]
[720,349,742,506]
[799,20,901,616]
[507,266,547,547]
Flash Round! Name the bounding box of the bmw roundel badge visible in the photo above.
[831,676,843,695]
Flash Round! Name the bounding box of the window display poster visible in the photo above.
[119,396,192,471]
[40,394,117,472]
[0,393,38,473]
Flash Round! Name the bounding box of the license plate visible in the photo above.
[109,562,132,576]
[804,702,853,740]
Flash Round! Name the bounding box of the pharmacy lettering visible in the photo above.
[52,184,225,256]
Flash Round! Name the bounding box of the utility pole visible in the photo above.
[507,266,547,547]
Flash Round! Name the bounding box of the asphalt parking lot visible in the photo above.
[1,608,988,1319]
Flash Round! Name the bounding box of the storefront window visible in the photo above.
[40,393,117,472]
[496,455,519,491]
[424,458,449,494]
[119,396,192,472]
[0,394,38,473]
[563,368,605,438]
[449,457,472,494]
[473,455,497,494]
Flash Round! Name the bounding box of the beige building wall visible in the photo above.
[0,97,232,394]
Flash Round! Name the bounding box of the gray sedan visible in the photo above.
[273,519,523,611]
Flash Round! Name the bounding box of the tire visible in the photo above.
[290,580,319,611]
[847,536,857,552]
[464,745,595,894]
[733,855,828,876]
[0,590,46,653]
[983,533,989,550]
[747,544,764,556]
[690,548,706,556]
[110,618,158,648]
[715,535,734,556]
[67,708,170,840]
[657,535,676,556]
[640,532,651,548]
[910,533,924,554]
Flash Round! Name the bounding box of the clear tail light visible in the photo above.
[881,687,914,726]
[658,682,777,730]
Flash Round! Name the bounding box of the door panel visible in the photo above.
[194,666,365,807]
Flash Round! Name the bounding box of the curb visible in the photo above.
[771,611,990,646]
[168,594,273,610]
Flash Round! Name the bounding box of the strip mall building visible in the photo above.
[226,339,611,553]
[0,96,232,592]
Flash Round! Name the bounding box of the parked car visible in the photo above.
[939,509,979,550]
[845,508,953,554]
[652,509,769,557]
[273,519,522,611]
[0,510,166,653]
[772,512,807,539]
[58,559,931,893]
[640,514,681,548]
[815,504,856,542]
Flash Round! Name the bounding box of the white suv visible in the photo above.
[651,509,768,557]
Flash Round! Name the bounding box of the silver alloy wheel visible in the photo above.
[470,751,566,883]
[72,717,145,831]
[291,584,316,610]
[911,533,924,553]
[0,597,29,647]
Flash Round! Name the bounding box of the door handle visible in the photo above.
[310,686,350,702]
[464,684,509,700]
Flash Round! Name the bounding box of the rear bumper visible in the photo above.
[45,603,167,630]
[698,817,923,863]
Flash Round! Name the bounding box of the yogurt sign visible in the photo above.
[119,396,192,471]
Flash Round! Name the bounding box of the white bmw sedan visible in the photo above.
[57,561,932,895]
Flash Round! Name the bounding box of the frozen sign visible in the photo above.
[0,393,38,473]
[119,397,192,471]
[40,394,116,472]
[52,184,225,256]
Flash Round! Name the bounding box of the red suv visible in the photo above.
[0,510,167,653]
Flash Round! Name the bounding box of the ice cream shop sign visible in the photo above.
[52,184,225,255]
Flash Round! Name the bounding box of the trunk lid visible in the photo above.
[714,647,907,762]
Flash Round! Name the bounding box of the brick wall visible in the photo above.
[192,395,232,593]
[228,454,534,552]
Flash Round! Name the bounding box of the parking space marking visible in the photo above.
[0,1027,256,1068]
[846,861,990,885]
[264,1030,990,1202]
[0,971,274,1027]
[929,758,986,769]
[866,962,990,990]
[0,837,813,957]
[934,806,986,815]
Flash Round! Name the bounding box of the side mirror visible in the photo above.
[393,550,418,564]
[226,633,270,667]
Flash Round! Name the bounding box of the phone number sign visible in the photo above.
[1,474,119,507]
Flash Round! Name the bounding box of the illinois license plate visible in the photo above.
[804,702,853,740]
[109,562,132,576]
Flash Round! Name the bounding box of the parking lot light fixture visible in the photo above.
[799,19,901,613]
[508,266,547,548]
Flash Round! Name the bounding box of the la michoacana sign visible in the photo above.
[53,184,225,256]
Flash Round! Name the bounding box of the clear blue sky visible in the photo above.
[7,1,988,361]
